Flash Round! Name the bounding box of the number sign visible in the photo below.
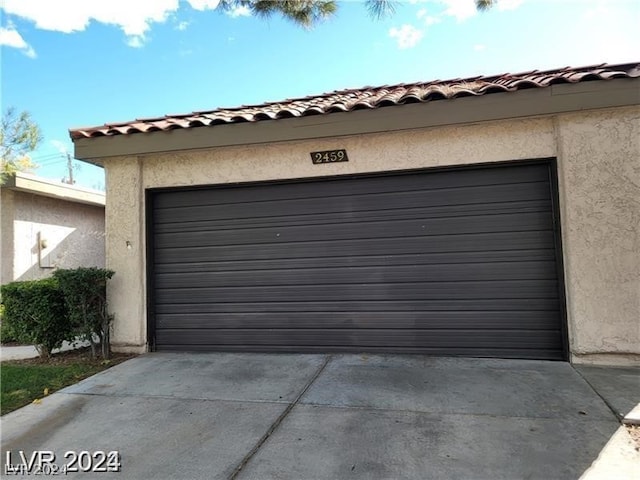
[310,149,349,164]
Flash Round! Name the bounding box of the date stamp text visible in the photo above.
[4,450,121,475]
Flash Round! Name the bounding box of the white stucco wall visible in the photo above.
[0,189,105,282]
[104,106,640,365]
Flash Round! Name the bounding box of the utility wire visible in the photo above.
[30,153,64,161]
[37,159,67,166]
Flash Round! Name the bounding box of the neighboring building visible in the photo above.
[70,62,639,366]
[0,172,105,283]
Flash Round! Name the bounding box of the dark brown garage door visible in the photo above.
[149,161,566,360]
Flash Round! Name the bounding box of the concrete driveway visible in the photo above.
[0,353,633,479]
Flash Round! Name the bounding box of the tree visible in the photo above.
[0,107,42,182]
[218,1,495,27]
[476,0,498,11]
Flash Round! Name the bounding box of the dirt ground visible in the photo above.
[626,425,640,451]
[3,347,137,366]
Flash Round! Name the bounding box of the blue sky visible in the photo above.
[1,0,638,190]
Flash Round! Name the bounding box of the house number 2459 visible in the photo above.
[310,149,349,164]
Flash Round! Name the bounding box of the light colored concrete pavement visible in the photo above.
[579,425,639,480]
[572,363,640,479]
[1,353,637,480]
[623,404,640,425]
[61,352,325,403]
[0,344,40,361]
[240,355,629,480]
[300,355,614,419]
[1,339,90,361]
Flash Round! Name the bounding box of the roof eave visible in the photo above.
[2,172,105,206]
[73,77,640,163]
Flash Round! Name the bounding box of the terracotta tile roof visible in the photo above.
[69,62,639,140]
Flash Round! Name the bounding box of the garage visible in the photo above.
[69,63,639,364]
[148,160,566,360]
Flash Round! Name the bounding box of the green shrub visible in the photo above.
[53,268,115,359]
[0,279,72,357]
[0,303,19,343]
[0,321,16,343]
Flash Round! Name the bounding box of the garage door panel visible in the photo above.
[151,162,564,359]
[156,328,562,350]
[155,231,556,264]
[154,211,552,249]
[156,311,561,330]
[154,200,553,234]
[155,298,561,314]
[155,280,559,303]
[155,249,556,274]
[154,182,549,225]
[154,164,550,210]
[155,343,563,360]
[154,262,558,289]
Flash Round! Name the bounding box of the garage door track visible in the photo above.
[0,353,627,479]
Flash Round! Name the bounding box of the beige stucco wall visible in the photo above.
[0,189,105,283]
[104,106,640,364]
[0,189,15,285]
[555,108,640,365]
[104,158,145,350]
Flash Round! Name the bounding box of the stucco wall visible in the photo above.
[555,108,640,365]
[104,158,145,350]
[141,117,555,187]
[104,106,640,364]
[0,189,15,285]
[0,189,105,282]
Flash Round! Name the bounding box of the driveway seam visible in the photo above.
[229,354,333,480]
[573,366,624,422]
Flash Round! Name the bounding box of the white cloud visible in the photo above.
[389,24,424,49]
[186,0,221,11]
[497,0,524,11]
[227,5,251,18]
[0,26,36,58]
[0,0,223,47]
[473,44,486,51]
[176,21,190,31]
[424,15,441,26]
[0,26,25,48]
[439,0,477,22]
[568,29,638,65]
[416,0,524,26]
[1,0,178,36]
[437,0,524,19]
[582,4,609,20]
[417,7,441,25]
[51,140,69,154]
[127,36,144,48]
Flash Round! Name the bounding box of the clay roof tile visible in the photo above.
[69,62,639,140]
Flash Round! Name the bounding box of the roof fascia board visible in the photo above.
[74,78,640,163]
[2,173,105,206]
